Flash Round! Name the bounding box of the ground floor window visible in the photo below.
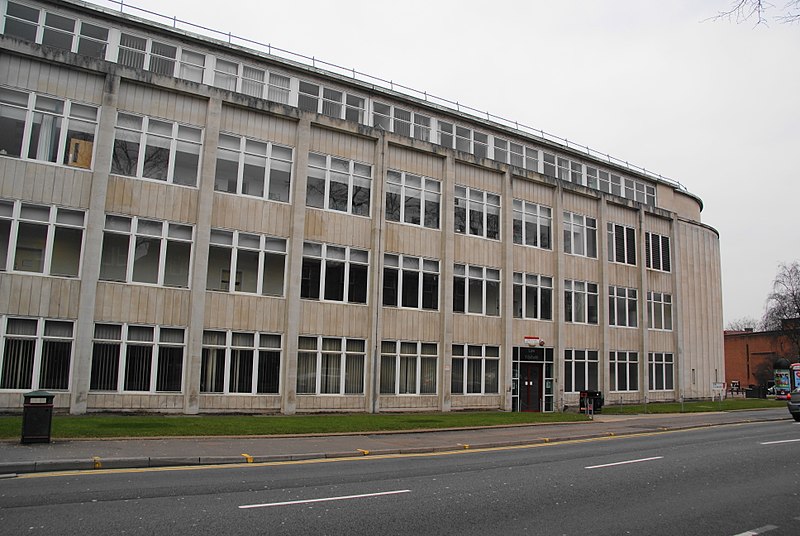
[380,340,438,395]
[564,349,598,393]
[0,317,73,390]
[200,330,281,394]
[648,352,674,391]
[297,336,365,395]
[609,351,638,392]
[451,344,500,394]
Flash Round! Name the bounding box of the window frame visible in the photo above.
[382,253,439,311]
[199,330,282,395]
[306,152,373,217]
[645,232,672,272]
[608,285,638,328]
[296,336,366,396]
[512,272,553,321]
[453,263,501,317]
[205,229,287,296]
[451,344,500,395]
[300,242,369,305]
[563,349,599,393]
[607,223,637,266]
[647,291,673,331]
[379,340,438,396]
[454,185,501,240]
[648,352,674,391]
[512,199,552,249]
[564,279,599,325]
[0,317,74,391]
[384,170,441,230]
[213,132,294,202]
[609,350,639,392]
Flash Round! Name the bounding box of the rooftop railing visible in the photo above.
[81,0,686,191]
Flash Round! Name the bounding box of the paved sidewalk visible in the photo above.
[0,409,790,475]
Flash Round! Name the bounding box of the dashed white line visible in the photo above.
[239,489,411,509]
[585,456,663,469]
[760,438,800,445]
[732,524,778,536]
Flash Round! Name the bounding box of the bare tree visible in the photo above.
[725,317,760,331]
[762,261,800,359]
[711,0,800,25]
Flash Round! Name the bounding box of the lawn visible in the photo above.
[602,398,785,414]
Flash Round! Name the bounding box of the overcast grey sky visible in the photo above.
[103,0,799,324]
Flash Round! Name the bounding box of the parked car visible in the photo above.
[787,389,800,421]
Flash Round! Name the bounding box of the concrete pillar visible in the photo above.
[368,131,388,413]
[439,153,456,412]
[500,166,514,411]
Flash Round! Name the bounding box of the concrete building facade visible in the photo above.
[0,0,724,414]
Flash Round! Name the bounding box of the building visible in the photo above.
[725,321,799,390]
[0,0,724,415]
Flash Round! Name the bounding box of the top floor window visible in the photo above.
[372,102,431,142]
[212,60,291,104]
[298,81,365,123]
[455,126,488,159]
[306,153,372,217]
[454,186,500,240]
[214,133,293,202]
[385,170,440,229]
[117,33,205,83]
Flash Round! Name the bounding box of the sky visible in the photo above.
[98,0,799,325]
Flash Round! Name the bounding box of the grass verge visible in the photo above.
[602,398,785,414]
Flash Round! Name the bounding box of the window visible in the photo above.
[211,60,291,103]
[645,232,671,272]
[564,280,599,324]
[111,113,202,186]
[301,242,368,304]
[371,103,431,141]
[200,331,281,394]
[564,349,599,393]
[513,273,553,320]
[437,120,454,148]
[454,126,488,159]
[542,153,556,177]
[179,49,205,83]
[563,212,597,258]
[1,318,72,390]
[586,166,656,206]
[117,33,204,81]
[385,170,440,229]
[383,254,439,310]
[607,223,637,265]
[509,143,538,172]
[214,133,293,202]
[0,87,98,168]
[609,351,638,392]
[213,58,239,91]
[512,199,551,249]
[306,153,372,216]
[648,352,674,391]
[647,292,673,331]
[454,186,500,240]
[89,324,184,392]
[0,200,84,277]
[453,264,500,316]
[609,286,638,328]
[296,336,365,395]
[297,81,365,122]
[206,229,286,296]
[2,2,109,59]
[451,344,500,395]
[380,341,438,395]
[99,215,193,288]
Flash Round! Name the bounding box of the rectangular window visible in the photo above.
[380,341,438,395]
[609,351,639,392]
[99,215,193,288]
[512,199,552,249]
[647,292,673,331]
[0,200,84,277]
[454,186,500,240]
[213,133,293,202]
[205,229,287,296]
[645,232,672,272]
[1,318,73,391]
[306,153,372,216]
[453,264,500,316]
[607,223,637,265]
[609,286,638,328]
[648,352,674,391]
[301,242,368,304]
[118,33,201,80]
[296,336,365,395]
[512,273,553,320]
[451,344,500,395]
[564,349,599,393]
[382,254,439,311]
[297,81,365,123]
[564,280,599,324]
[111,113,202,187]
[437,120,454,148]
[213,58,239,91]
[200,331,281,394]
[563,211,597,258]
[385,170,440,229]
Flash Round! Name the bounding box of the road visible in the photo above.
[1,420,799,535]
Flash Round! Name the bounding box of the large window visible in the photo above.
[206,229,286,296]
[380,341,438,395]
[647,292,673,331]
[371,102,431,141]
[454,186,500,240]
[383,254,439,311]
[296,336,365,395]
[609,351,639,392]
[493,138,538,171]
[543,153,583,185]
[99,215,193,288]
[609,286,638,328]
[117,33,205,82]
[645,232,671,272]
[513,273,553,320]
[89,324,184,392]
[0,200,84,277]
[385,170,440,229]
[306,153,372,216]
[564,349,599,393]
[0,87,98,169]
[200,331,281,394]
[211,60,291,104]
[213,133,293,202]
[1,318,72,390]
[586,166,656,206]
[607,223,637,265]
[298,81,365,123]
[564,280,599,324]
[563,212,597,258]
[451,344,499,395]
[110,113,202,186]
[2,2,109,59]
[453,264,500,316]
[301,242,368,304]
[512,199,551,249]
[648,352,674,391]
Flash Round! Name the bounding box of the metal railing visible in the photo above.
[82,0,686,191]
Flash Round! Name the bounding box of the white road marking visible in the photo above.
[239,489,411,509]
[585,456,663,469]
[732,524,778,535]
[761,438,800,445]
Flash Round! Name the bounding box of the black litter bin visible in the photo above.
[21,390,55,444]
[579,390,604,413]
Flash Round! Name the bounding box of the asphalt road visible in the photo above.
[2,420,799,535]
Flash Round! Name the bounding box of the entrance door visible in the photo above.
[519,362,543,412]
